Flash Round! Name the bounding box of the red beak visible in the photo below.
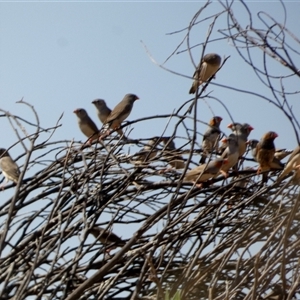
[221,138,228,143]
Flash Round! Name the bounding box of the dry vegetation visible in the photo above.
[0,1,300,299]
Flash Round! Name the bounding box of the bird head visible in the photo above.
[161,137,176,149]
[92,99,107,108]
[210,116,223,127]
[227,122,242,130]
[204,53,222,65]
[242,123,254,134]
[124,94,139,104]
[221,137,228,144]
[246,139,259,149]
[73,108,87,118]
[263,131,278,140]
[0,148,9,158]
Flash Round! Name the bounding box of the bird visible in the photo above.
[89,226,126,253]
[277,145,300,184]
[73,108,99,143]
[100,93,139,139]
[91,99,111,123]
[0,148,21,186]
[132,137,162,166]
[189,53,222,94]
[256,132,278,180]
[227,122,254,157]
[200,116,222,164]
[219,134,239,176]
[160,137,185,171]
[183,158,228,188]
[92,99,125,138]
[247,139,284,170]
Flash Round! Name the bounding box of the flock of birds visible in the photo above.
[0,53,300,190]
[0,53,299,250]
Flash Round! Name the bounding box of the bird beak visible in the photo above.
[227,123,233,129]
[248,125,254,131]
[221,138,228,143]
[73,109,78,113]
[273,133,278,138]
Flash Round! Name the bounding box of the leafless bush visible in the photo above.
[0,1,299,299]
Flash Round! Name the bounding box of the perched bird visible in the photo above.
[89,226,126,253]
[256,132,278,180]
[247,139,284,170]
[73,108,99,143]
[189,53,222,94]
[227,122,254,157]
[91,99,111,123]
[101,93,139,138]
[92,99,125,138]
[160,137,185,171]
[199,116,223,164]
[220,134,239,176]
[184,158,228,188]
[133,137,162,166]
[277,146,300,184]
[0,148,21,186]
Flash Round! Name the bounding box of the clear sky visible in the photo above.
[0,2,299,236]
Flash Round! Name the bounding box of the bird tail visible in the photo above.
[189,83,197,94]
[199,155,206,164]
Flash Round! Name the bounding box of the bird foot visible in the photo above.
[195,183,203,189]
[220,170,228,178]
[80,141,92,150]
[227,203,233,210]
[158,167,173,174]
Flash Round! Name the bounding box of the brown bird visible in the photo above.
[247,139,284,170]
[132,137,162,166]
[220,134,239,176]
[184,158,228,188]
[0,148,21,186]
[277,145,300,184]
[256,132,278,178]
[101,93,139,139]
[92,99,125,138]
[189,53,222,94]
[160,137,185,171]
[227,122,254,157]
[73,108,99,143]
[89,226,126,253]
[200,116,223,164]
[91,99,111,123]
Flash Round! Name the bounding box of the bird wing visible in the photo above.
[106,102,133,124]
[0,157,20,182]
